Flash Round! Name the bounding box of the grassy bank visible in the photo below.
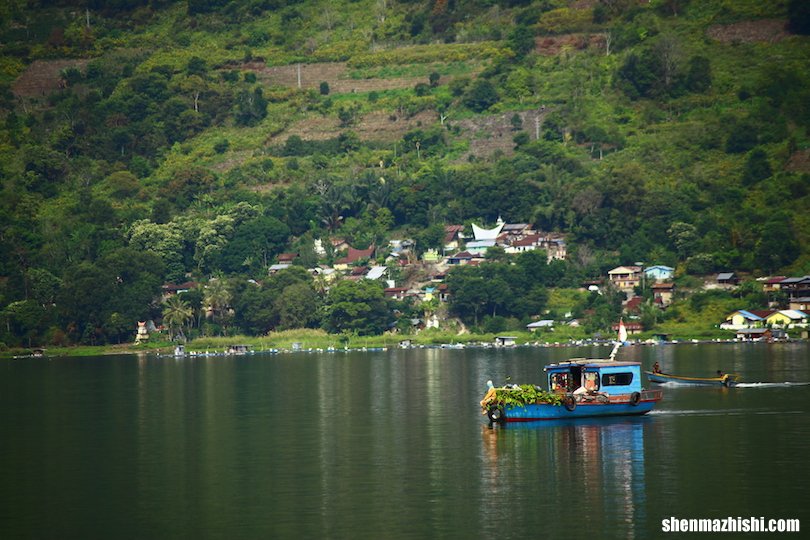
[3,326,804,359]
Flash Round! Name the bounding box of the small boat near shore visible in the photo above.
[645,371,738,387]
[480,321,663,423]
[482,360,663,423]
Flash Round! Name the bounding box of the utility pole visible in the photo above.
[297,63,302,89]
[535,115,540,140]
[86,8,90,28]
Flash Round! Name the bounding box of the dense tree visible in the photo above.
[741,149,772,186]
[788,0,810,34]
[323,280,391,335]
[463,79,499,112]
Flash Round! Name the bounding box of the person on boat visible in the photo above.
[716,370,730,383]
[653,362,661,373]
[480,380,497,412]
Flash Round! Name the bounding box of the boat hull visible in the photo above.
[645,371,736,387]
[493,392,661,422]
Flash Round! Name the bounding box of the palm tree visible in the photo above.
[204,278,232,326]
[162,295,193,340]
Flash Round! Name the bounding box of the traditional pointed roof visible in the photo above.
[472,221,505,241]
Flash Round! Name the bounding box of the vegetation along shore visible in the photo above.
[1,1,809,354]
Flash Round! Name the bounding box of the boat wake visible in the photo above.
[649,409,804,417]
[734,382,810,388]
[653,381,810,388]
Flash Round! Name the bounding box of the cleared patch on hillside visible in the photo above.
[454,108,550,160]
[786,149,810,173]
[244,61,424,93]
[269,109,438,145]
[535,33,606,56]
[11,59,88,98]
[706,19,788,43]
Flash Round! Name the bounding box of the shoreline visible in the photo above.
[3,333,805,359]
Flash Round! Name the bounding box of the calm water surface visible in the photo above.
[2,343,809,539]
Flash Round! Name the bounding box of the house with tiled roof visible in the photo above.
[334,245,375,270]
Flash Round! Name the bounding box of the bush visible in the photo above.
[414,82,430,97]
[463,79,499,112]
[319,81,330,95]
[213,139,230,154]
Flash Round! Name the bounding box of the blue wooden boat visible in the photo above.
[482,359,663,423]
[645,371,738,387]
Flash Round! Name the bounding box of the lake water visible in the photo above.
[1,343,809,539]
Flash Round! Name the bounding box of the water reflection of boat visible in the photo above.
[480,416,649,536]
[645,371,738,387]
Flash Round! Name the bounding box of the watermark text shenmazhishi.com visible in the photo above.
[662,517,800,533]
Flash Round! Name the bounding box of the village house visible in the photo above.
[436,283,450,302]
[334,245,375,271]
[716,272,739,287]
[778,276,810,299]
[612,321,643,335]
[277,253,297,264]
[765,310,809,328]
[384,287,408,301]
[624,296,643,314]
[652,282,675,307]
[644,265,674,282]
[494,336,517,347]
[789,297,810,311]
[608,266,643,291]
[365,266,388,280]
[503,232,567,261]
[527,320,554,331]
[268,263,291,274]
[735,328,773,341]
[330,238,350,253]
[472,217,505,242]
[762,276,787,293]
[465,239,496,255]
[447,251,475,265]
[443,225,465,253]
[310,266,338,282]
[501,222,533,240]
[720,310,766,330]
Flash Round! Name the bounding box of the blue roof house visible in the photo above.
[644,265,674,282]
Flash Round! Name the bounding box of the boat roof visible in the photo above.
[544,359,641,369]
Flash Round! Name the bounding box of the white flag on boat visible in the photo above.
[618,319,628,343]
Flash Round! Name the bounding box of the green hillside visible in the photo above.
[1,0,809,347]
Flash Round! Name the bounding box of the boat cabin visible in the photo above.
[545,360,643,396]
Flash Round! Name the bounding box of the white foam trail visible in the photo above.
[649,409,804,417]
[735,382,810,388]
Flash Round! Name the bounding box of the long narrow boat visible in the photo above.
[485,360,663,423]
[480,321,663,423]
[645,371,738,387]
